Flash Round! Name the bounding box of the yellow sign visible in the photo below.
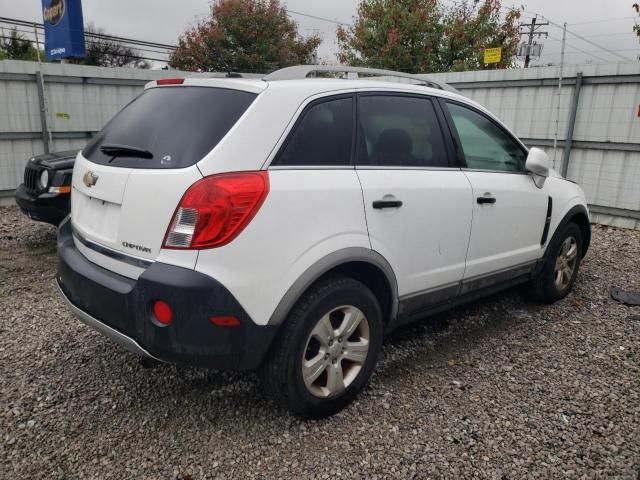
[484,47,502,64]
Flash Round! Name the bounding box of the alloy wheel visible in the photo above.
[302,305,370,398]
[554,236,578,290]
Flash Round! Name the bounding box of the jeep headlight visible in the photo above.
[38,169,49,190]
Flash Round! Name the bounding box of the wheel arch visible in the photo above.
[268,248,399,328]
[550,204,591,258]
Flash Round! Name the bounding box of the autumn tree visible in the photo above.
[440,0,521,71]
[337,0,522,73]
[169,0,321,73]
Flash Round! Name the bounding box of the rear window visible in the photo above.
[83,87,256,169]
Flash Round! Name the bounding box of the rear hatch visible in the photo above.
[71,82,258,278]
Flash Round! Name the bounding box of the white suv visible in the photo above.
[57,66,590,418]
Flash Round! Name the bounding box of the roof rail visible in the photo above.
[263,65,459,93]
[187,72,264,79]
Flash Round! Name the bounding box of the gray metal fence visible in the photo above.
[0,60,181,192]
[1,59,639,227]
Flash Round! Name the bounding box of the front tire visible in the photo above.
[259,275,383,418]
[529,222,583,304]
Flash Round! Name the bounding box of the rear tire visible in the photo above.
[529,222,583,304]
[259,274,383,418]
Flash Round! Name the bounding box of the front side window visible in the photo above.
[446,102,526,172]
[357,95,449,168]
[273,97,353,167]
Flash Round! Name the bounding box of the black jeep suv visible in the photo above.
[15,150,77,225]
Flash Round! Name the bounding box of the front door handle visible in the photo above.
[373,200,403,209]
[477,196,496,205]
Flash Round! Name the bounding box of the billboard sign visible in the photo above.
[42,0,86,61]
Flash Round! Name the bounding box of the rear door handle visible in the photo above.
[477,196,496,205]
[373,200,403,209]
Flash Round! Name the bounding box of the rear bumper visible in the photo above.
[15,184,70,226]
[56,220,277,370]
[56,280,161,361]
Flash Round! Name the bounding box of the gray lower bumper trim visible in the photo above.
[56,280,162,362]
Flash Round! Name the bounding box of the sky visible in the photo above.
[3,0,639,68]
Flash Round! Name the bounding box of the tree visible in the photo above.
[169,0,321,73]
[440,0,521,71]
[633,3,639,40]
[0,28,43,62]
[71,24,150,68]
[337,0,522,73]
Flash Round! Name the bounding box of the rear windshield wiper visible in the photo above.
[100,143,153,161]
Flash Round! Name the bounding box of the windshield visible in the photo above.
[82,86,256,169]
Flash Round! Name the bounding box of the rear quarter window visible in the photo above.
[83,87,256,169]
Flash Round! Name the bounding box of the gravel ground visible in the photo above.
[1,205,639,479]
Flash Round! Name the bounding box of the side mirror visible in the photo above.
[525,147,550,177]
[525,148,550,188]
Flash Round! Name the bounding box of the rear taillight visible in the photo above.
[156,78,184,85]
[163,171,269,250]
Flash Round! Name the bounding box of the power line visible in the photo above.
[540,47,637,57]
[569,15,637,26]
[523,11,636,62]
[563,26,634,62]
[0,17,177,51]
[545,31,639,42]
[286,9,351,26]
[546,33,612,63]
[499,6,535,19]
[3,26,173,56]
[0,29,171,63]
[0,36,169,63]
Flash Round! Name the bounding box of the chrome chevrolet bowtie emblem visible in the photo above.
[83,171,99,188]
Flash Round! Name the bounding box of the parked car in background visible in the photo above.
[15,150,78,225]
[56,66,590,418]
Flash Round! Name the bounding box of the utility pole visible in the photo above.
[33,24,53,151]
[520,16,549,68]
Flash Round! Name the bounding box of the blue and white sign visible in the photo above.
[42,0,86,61]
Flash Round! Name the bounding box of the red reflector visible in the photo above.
[163,171,269,250]
[156,78,184,85]
[153,300,173,325]
[210,316,241,327]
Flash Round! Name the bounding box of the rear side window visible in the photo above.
[273,97,353,167]
[446,102,526,172]
[83,87,256,169]
[357,95,449,168]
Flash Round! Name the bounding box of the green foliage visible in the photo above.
[337,0,522,73]
[0,28,43,62]
[169,0,321,73]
